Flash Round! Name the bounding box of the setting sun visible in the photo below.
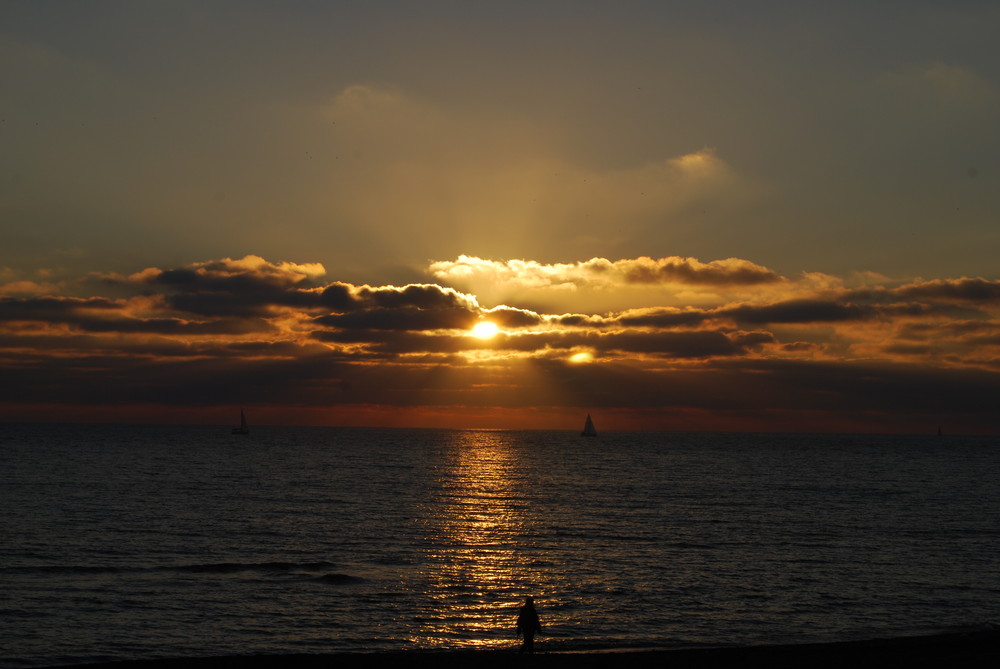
[5,3,1000,666]
[471,321,499,339]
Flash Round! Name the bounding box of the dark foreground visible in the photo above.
[41,630,999,669]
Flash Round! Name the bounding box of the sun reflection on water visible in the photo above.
[408,430,540,649]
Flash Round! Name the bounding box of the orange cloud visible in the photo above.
[431,254,782,290]
[2,254,1000,433]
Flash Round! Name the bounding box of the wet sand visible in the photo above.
[40,630,999,669]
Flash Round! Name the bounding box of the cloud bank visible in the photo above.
[2,253,999,432]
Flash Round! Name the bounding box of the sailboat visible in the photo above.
[232,409,249,435]
[581,413,597,437]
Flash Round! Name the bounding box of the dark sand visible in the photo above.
[40,630,999,669]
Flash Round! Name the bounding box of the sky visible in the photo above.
[2,1,999,432]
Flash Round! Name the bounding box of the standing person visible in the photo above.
[516,596,542,654]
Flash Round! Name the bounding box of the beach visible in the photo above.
[37,630,1000,669]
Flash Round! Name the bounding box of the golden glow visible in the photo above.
[568,351,594,364]
[470,321,499,339]
[412,431,534,648]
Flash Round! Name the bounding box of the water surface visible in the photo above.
[2,425,998,667]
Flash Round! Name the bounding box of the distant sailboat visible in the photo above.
[581,413,597,437]
[232,409,249,435]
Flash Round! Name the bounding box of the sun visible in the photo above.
[471,321,499,339]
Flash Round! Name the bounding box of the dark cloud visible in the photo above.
[485,306,544,328]
[721,299,872,324]
[780,341,821,353]
[314,283,486,332]
[552,314,612,328]
[311,325,762,359]
[885,343,936,356]
[900,320,994,337]
[310,283,483,332]
[357,284,475,311]
[730,331,777,348]
[102,261,483,321]
[160,284,320,318]
[622,257,782,286]
[138,259,320,291]
[620,299,941,329]
[315,306,478,332]
[104,258,328,317]
[3,254,1000,432]
[0,333,194,357]
[313,329,472,355]
[895,278,1000,302]
[0,296,275,335]
[0,296,120,321]
[618,309,709,328]
[76,317,276,336]
[319,282,356,309]
[0,331,312,359]
[588,330,751,357]
[968,333,1000,346]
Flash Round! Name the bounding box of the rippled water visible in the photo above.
[2,425,998,667]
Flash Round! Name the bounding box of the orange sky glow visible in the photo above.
[2,254,999,433]
[2,2,999,433]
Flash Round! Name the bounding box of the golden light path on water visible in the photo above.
[407,431,539,649]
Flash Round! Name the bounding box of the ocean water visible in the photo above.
[1,425,998,667]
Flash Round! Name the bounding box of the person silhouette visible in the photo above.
[516,596,542,654]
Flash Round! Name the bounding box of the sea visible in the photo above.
[2,424,998,667]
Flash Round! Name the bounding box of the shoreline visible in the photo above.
[31,629,1000,669]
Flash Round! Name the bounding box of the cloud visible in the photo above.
[617,308,710,328]
[894,277,1000,302]
[0,296,121,322]
[354,284,479,311]
[484,306,545,328]
[720,299,873,324]
[621,256,782,286]
[0,280,62,296]
[98,256,328,317]
[309,326,767,361]
[429,254,787,312]
[432,255,782,289]
[312,282,483,332]
[2,253,1000,431]
[315,307,477,333]
[122,255,326,290]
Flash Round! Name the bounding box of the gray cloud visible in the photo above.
[721,299,873,324]
[895,278,1000,302]
[315,307,477,333]
[2,251,1000,431]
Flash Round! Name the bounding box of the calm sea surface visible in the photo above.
[2,425,998,667]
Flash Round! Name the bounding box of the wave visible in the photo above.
[178,561,337,574]
[0,565,124,574]
[0,560,343,577]
[315,573,365,585]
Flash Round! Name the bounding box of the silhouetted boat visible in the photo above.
[581,413,597,437]
[232,409,249,435]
